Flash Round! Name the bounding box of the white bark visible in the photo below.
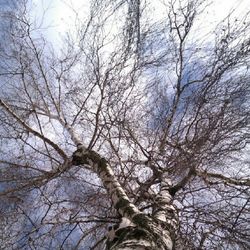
[65,124,177,250]
[72,148,177,250]
[154,175,179,232]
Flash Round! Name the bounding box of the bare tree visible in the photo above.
[0,0,250,249]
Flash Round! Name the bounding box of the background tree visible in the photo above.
[0,0,250,249]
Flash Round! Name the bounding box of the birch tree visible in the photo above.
[0,0,250,249]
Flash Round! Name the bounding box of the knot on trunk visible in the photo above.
[72,148,88,165]
[72,148,107,171]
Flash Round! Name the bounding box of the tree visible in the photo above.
[0,0,250,249]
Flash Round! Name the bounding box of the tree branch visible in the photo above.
[0,99,67,160]
[197,170,250,187]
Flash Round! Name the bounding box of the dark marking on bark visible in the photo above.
[123,205,136,217]
[72,148,108,172]
[115,198,130,210]
[132,213,150,227]
[72,150,88,165]
[106,226,149,249]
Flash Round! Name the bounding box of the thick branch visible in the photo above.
[197,170,250,187]
[72,147,140,219]
[0,99,67,160]
[153,174,179,235]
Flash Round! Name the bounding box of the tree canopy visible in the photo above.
[0,0,250,249]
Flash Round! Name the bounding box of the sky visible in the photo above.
[30,0,250,47]
[30,0,89,46]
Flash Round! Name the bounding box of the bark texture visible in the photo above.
[72,146,178,250]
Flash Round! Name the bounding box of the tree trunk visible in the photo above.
[72,146,178,250]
